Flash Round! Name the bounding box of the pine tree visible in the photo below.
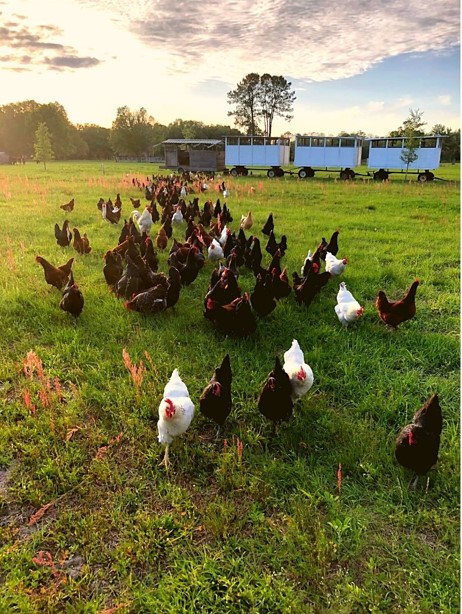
[34,122,54,169]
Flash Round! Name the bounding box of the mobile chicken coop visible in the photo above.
[161,139,226,173]
[224,136,291,177]
[366,135,444,181]
[294,135,364,179]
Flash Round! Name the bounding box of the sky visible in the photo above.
[0,0,459,137]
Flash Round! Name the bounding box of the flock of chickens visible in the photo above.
[33,173,441,487]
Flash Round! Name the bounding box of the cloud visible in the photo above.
[45,55,101,69]
[81,0,460,84]
[367,101,385,112]
[438,95,452,106]
[0,16,103,70]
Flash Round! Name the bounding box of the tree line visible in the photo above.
[0,74,459,163]
[0,100,242,162]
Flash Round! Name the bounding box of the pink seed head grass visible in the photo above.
[23,350,45,381]
[122,348,144,390]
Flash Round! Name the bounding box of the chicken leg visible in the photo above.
[159,443,170,469]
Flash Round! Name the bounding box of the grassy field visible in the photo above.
[0,161,459,613]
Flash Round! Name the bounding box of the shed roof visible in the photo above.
[162,139,223,146]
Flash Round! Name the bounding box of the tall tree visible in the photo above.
[258,74,296,138]
[34,122,54,169]
[34,102,78,159]
[77,124,113,159]
[0,100,41,157]
[431,124,460,163]
[110,107,157,159]
[227,73,262,135]
[400,109,426,176]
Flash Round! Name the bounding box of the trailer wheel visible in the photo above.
[243,168,249,176]
[340,168,356,180]
[418,171,434,183]
[177,167,185,174]
[230,168,238,177]
[267,168,276,178]
[298,167,315,179]
[373,169,389,181]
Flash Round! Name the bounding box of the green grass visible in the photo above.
[0,161,459,613]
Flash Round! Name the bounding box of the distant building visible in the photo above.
[0,152,10,164]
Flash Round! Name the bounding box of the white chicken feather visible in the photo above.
[334,282,363,327]
[132,206,153,235]
[208,238,224,262]
[157,369,195,468]
[172,205,184,224]
[282,339,314,402]
[325,251,347,277]
[218,225,229,247]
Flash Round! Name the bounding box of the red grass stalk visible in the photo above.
[28,503,53,526]
[94,432,123,461]
[337,463,342,496]
[54,377,63,402]
[23,350,45,381]
[122,348,144,390]
[23,389,37,414]
[6,249,16,272]
[65,426,81,441]
[38,388,51,408]
[236,438,243,465]
[31,550,60,579]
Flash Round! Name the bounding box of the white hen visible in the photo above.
[208,238,224,262]
[325,252,347,277]
[157,369,195,468]
[282,339,314,402]
[334,282,364,327]
[218,225,229,248]
[172,205,184,224]
[132,206,153,235]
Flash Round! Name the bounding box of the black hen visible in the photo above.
[103,250,124,287]
[258,356,293,427]
[59,272,84,319]
[54,220,72,247]
[124,284,168,314]
[250,273,277,317]
[199,354,232,430]
[293,263,331,308]
[262,213,274,236]
[325,230,340,257]
[395,394,443,489]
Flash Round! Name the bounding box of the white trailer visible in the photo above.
[225,136,291,177]
[294,135,364,179]
[366,136,444,182]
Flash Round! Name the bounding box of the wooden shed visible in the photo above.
[161,139,225,173]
